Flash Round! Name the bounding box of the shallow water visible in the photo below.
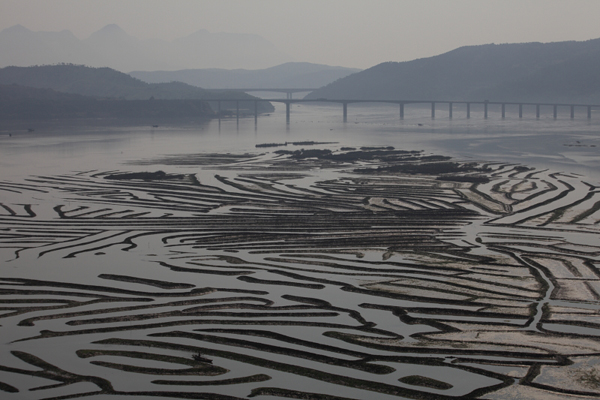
[1,103,600,399]
[1,102,599,180]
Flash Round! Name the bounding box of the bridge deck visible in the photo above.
[203,98,600,122]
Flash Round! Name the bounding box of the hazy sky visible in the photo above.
[2,0,600,69]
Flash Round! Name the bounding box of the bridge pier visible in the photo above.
[286,92,292,100]
[217,98,598,124]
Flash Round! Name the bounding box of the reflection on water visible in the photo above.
[0,105,600,399]
[1,102,599,181]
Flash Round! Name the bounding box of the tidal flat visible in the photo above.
[1,139,600,399]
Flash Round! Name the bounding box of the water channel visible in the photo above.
[1,102,600,399]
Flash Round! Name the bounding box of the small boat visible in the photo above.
[27,128,35,132]
[192,353,212,364]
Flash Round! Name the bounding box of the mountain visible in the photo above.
[0,84,88,102]
[0,24,86,67]
[0,64,149,98]
[0,65,274,114]
[305,39,600,104]
[169,30,293,72]
[0,24,293,71]
[80,24,166,72]
[0,84,213,121]
[129,62,362,89]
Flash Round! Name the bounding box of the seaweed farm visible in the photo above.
[1,144,600,399]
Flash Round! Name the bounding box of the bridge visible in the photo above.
[205,98,600,123]
[206,88,319,99]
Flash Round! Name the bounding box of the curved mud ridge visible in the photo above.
[0,147,599,399]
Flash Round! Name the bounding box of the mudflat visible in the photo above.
[1,144,599,399]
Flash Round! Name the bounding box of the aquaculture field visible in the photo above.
[1,145,600,399]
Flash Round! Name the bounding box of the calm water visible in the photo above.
[1,103,600,399]
[1,102,599,181]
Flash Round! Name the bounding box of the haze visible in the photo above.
[2,0,600,69]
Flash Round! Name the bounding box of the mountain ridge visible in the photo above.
[129,62,361,89]
[305,38,600,104]
[0,64,275,117]
[0,84,214,121]
[0,24,293,71]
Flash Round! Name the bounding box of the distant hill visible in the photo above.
[0,64,274,113]
[130,62,361,89]
[0,84,88,102]
[0,24,293,71]
[0,84,213,121]
[305,38,600,104]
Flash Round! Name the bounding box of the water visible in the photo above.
[2,102,599,181]
[1,103,600,399]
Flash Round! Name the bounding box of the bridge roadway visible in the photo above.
[205,88,318,99]
[205,98,600,122]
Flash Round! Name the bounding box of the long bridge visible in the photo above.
[206,88,318,99]
[207,98,600,123]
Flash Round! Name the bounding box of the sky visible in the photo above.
[2,0,600,69]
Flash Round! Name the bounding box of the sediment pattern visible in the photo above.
[1,147,599,399]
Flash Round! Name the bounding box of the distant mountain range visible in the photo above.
[0,65,275,121]
[306,38,600,104]
[0,24,293,71]
[0,84,214,121]
[130,62,361,89]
